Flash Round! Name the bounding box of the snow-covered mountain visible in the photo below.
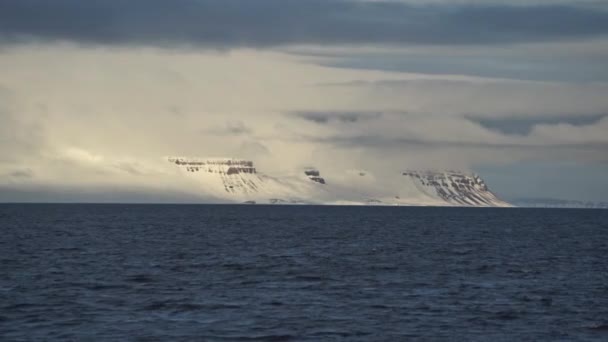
[398,170,510,207]
[168,157,511,207]
[168,157,330,204]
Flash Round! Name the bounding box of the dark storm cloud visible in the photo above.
[307,134,608,152]
[467,113,608,135]
[1,0,608,47]
[319,52,608,83]
[293,111,382,124]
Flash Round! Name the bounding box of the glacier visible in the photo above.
[168,157,512,207]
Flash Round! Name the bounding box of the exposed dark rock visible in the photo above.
[402,170,508,206]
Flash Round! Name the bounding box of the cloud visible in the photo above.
[7,169,33,179]
[322,78,608,117]
[288,109,608,171]
[0,43,607,201]
[307,39,608,82]
[0,45,389,188]
[237,141,271,158]
[466,113,608,135]
[1,1,608,48]
[203,120,252,136]
[292,111,383,124]
[305,129,608,151]
[0,88,46,163]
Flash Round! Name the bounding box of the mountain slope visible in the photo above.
[168,157,511,207]
[168,157,330,204]
[397,170,510,207]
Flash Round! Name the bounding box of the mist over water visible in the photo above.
[1,204,608,341]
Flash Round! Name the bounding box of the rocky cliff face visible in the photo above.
[169,158,262,195]
[169,157,256,175]
[168,157,327,202]
[168,157,511,207]
[401,170,509,207]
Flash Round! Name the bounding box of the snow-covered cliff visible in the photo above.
[399,170,510,207]
[168,157,511,207]
[168,157,329,204]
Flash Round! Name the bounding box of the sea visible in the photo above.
[1,204,607,341]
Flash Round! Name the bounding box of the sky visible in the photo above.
[1,0,607,202]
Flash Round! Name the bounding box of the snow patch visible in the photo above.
[168,157,511,207]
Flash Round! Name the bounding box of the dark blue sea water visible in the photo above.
[1,204,608,341]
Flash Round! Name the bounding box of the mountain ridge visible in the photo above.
[169,157,512,207]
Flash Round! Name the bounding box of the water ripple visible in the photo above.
[1,204,607,341]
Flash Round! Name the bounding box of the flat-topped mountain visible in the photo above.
[168,157,511,207]
[401,170,510,207]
